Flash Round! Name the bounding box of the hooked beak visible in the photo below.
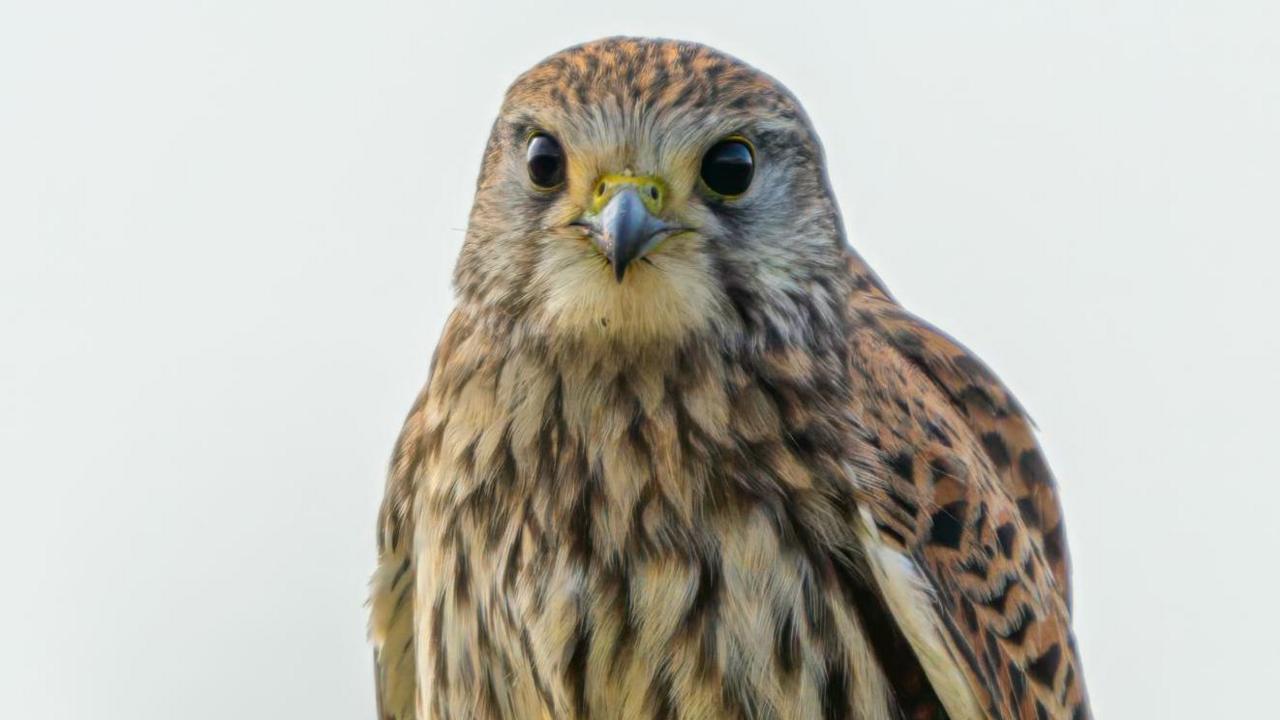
[581,186,681,282]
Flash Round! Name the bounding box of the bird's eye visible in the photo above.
[526,134,565,189]
[700,138,754,197]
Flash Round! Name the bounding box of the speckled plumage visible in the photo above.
[369,37,1090,720]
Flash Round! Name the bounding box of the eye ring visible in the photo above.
[699,135,755,199]
[526,132,566,190]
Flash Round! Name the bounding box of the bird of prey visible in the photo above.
[369,37,1090,720]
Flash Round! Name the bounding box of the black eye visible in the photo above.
[700,138,754,197]
[526,134,565,189]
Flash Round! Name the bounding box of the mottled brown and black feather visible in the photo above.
[369,36,1090,720]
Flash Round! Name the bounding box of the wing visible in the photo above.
[369,310,478,719]
[843,278,1090,719]
[369,379,429,720]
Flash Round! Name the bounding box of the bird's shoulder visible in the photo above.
[841,271,1089,719]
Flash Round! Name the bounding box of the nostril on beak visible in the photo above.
[592,175,666,216]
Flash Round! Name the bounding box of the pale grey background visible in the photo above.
[2,1,1277,718]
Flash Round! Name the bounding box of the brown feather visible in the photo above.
[368,37,1090,720]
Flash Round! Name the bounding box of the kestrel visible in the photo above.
[369,37,1090,720]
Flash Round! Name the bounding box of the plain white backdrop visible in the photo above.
[2,1,1277,717]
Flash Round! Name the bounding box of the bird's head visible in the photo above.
[455,37,858,351]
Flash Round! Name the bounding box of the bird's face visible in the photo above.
[456,38,851,349]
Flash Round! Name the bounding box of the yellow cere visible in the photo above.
[590,174,668,215]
